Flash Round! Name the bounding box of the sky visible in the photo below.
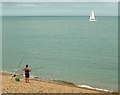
[1,0,119,2]
[2,2,118,16]
[1,1,118,16]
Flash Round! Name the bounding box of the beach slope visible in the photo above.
[1,73,117,93]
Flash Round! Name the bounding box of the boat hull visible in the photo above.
[89,19,97,22]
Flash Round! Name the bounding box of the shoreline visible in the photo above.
[1,71,118,94]
[1,71,114,92]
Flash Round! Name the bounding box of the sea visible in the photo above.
[2,16,118,92]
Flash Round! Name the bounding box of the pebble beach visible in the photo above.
[1,72,118,94]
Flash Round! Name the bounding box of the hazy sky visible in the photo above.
[1,0,119,2]
[2,2,118,16]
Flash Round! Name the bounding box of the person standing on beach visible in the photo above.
[22,64,31,83]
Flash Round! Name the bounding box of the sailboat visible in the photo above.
[89,10,96,22]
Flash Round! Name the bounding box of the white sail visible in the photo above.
[91,11,95,19]
[89,10,96,22]
[89,15,92,20]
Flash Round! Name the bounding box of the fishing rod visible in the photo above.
[11,55,26,80]
[31,66,44,71]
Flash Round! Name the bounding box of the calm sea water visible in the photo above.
[2,16,118,91]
